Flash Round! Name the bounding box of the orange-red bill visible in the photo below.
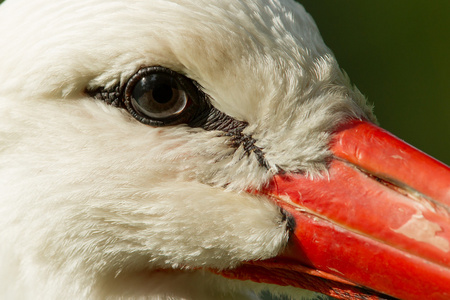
[220,120,450,300]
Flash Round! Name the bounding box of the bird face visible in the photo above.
[0,0,448,299]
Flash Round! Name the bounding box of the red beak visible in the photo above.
[220,120,450,300]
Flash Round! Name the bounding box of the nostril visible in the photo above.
[280,208,296,233]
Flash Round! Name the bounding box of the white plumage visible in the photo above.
[0,0,386,299]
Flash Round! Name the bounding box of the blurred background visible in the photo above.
[299,0,449,165]
[0,0,448,164]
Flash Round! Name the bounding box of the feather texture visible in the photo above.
[0,0,374,299]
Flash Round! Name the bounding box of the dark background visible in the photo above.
[0,0,448,164]
[299,1,449,165]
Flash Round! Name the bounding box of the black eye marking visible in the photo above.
[199,108,270,169]
[85,66,269,169]
[86,84,124,108]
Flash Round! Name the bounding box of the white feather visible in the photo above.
[0,0,375,299]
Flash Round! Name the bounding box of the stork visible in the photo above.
[0,0,449,299]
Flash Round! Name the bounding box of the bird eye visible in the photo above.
[124,67,201,126]
[131,73,187,119]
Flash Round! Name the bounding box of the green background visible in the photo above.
[0,0,448,164]
[300,1,449,165]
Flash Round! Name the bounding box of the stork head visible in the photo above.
[0,0,448,299]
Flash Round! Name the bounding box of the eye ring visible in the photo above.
[123,66,203,126]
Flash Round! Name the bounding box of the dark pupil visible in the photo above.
[152,83,173,104]
[132,73,178,109]
[130,72,188,120]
